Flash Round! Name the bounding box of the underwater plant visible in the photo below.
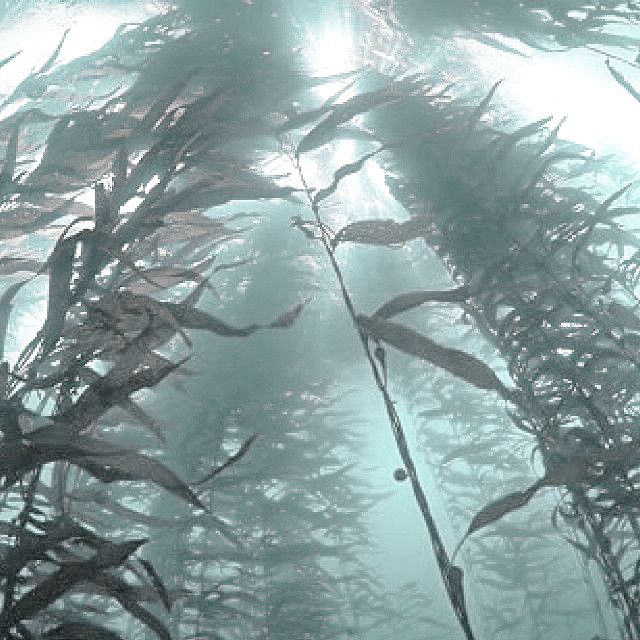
[0,1,639,639]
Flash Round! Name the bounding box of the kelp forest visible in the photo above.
[0,0,639,639]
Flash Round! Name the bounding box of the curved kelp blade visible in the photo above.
[331,217,430,249]
[26,430,208,511]
[43,622,126,640]
[312,147,385,206]
[94,572,172,640]
[453,478,546,558]
[55,355,190,432]
[466,79,503,131]
[296,82,412,155]
[493,115,553,161]
[195,434,258,485]
[0,279,32,359]
[170,298,308,336]
[72,450,209,512]
[606,58,640,103]
[357,314,512,397]
[120,256,216,295]
[0,51,21,71]
[268,297,310,328]
[37,28,70,74]
[277,77,358,133]
[41,235,76,356]
[0,120,20,191]
[139,558,171,611]
[372,286,469,319]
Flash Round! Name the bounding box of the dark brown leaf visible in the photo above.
[313,147,384,206]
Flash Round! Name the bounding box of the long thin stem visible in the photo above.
[288,147,477,640]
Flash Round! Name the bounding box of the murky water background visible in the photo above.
[0,2,639,639]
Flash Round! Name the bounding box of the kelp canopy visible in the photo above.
[0,1,638,639]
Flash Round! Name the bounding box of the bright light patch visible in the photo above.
[304,18,358,81]
[455,38,640,171]
[0,4,160,95]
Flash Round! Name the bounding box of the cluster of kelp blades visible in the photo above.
[0,11,349,640]
[280,12,640,637]
[370,0,640,59]
[283,49,640,640]
[0,7,449,640]
[377,80,640,638]
[0,13,284,639]
[0,2,638,639]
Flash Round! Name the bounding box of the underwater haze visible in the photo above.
[0,1,639,639]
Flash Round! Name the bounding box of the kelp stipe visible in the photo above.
[282,87,487,635]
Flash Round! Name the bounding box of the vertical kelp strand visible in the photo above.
[287,147,477,640]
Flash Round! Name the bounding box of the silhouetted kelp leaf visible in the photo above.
[357,314,512,397]
[147,175,297,217]
[95,538,148,569]
[0,279,31,359]
[56,354,189,431]
[331,217,430,249]
[295,80,419,155]
[43,622,125,640]
[168,298,308,337]
[7,538,146,624]
[452,479,545,559]
[38,28,70,74]
[493,115,553,161]
[41,235,76,356]
[24,429,208,511]
[312,147,385,206]
[94,182,113,231]
[268,297,310,328]
[372,286,469,319]
[195,434,258,485]
[466,79,503,131]
[606,58,640,103]
[571,181,636,263]
[117,397,167,444]
[520,151,590,195]
[468,480,543,535]
[121,256,215,295]
[0,50,21,71]
[77,452,208,512]
[139,558,171,611]
[112,144,128,192]
[0,120,20,193]
[277,77,358,133]
[94,572,171,640]
[527,115,566,161]
[563,536,601,564]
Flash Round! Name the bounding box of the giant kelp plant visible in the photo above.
[0,8,400,640]
[0,1,639,640]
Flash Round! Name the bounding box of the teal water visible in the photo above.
[0,2,638,639]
